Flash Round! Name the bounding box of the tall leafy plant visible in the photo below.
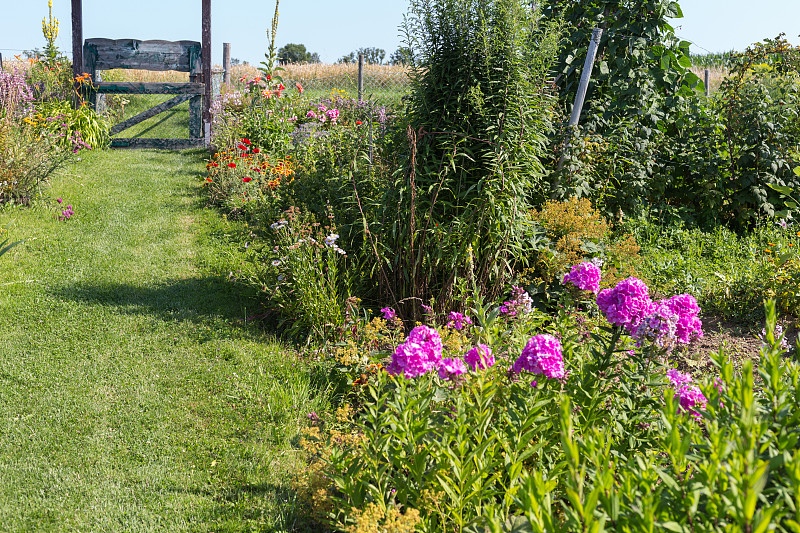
[375,0,563,320]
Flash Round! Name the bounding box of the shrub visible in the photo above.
[374,0,564,321]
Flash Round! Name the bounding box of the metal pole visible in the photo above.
[358,53,364,102]
[223,42,231,85]
[704,68,710,97]
[0,53,3,71]
[568,28,603,127]
[202,0,212,145]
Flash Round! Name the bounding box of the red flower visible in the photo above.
[212,163,218,167]
[356,120,362,125]
[242,138,251,145]
[295,82,304,94]
[266,74,272,81]
[252,148,260,153]
[238,144,247,150]
[206,178,213,182]
[227,162,236,168]
[242,177,252,183]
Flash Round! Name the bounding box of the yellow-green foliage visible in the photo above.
[527,196,641,288]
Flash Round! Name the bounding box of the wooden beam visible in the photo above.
[84,39,202,72]
[94,82,205,94]
[110,94,193,135]
[202,0,212,142]
[71,0,83,78]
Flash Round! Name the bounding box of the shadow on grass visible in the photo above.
[49,276,268,334]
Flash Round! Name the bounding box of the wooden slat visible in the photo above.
[110,138,205,150]
[94,82,204,94]
[84,38,201,72]
[110,94,193,135]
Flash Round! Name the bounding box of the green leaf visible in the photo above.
[666,2,684,18]
[661,55,671,70]
[677,55,692,68]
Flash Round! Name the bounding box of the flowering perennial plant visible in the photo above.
[446,311,472,330]
[667,369,707,418]
[499,285,534,317]
[512,334,566,379]
[562,261,602,293]
[438,357,467,380]
[596,277,653,332]
[387,325,444,378]
[464,344,494,371]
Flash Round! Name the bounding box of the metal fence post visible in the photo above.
[0,53,3,71]
[358,53,365,102]
[568,28,603,127]
[704,68,710,97]
[223,43,231,85]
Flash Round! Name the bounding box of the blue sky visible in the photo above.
[0,0,798,66]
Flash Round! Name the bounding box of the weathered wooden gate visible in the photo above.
[84,38,205,149]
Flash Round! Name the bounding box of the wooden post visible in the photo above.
[202,0,212,145]
[0,53,3,71]
[71,0,83,78]
[704,68,710,97]
[568,28,603,127]
[223,42,231,85]
[358,53,364,102]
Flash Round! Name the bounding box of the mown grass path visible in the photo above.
[0,149,324,532]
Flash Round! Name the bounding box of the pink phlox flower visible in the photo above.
[659,293,703,343]
[633,302,678,350]
[317,104,328,113]
[677,384,707,418]
[381,307,396,321]
[325,108,340,124]
[438,357,467,380]
[387,325,443,379]
[513,334,565,379]
[464,344,494,371]
[562,261,602,293]
[306,110,317,119]
[596,277,653,332]
[500,285,534,317]
[758,324,790,352]
[666,369,693,388]
[447,311,472,330]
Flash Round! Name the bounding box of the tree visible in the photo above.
[389,46,414,66]
[277,43,320,64]
[337,47,386,65]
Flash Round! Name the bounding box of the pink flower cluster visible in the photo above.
[388,328,495,381]
[447,311,472,330]
[562,261,602,293]
[308,104,340,125]
[464,344,494,370]
[596,277,652,332]
[512,334,566,379]
[667,369,707,418]
[500,286,534,317]
[597,276,702,349]
[387,325,443,378]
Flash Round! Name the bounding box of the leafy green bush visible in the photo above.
[374,0,564,321]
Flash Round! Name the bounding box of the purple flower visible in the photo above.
[421,303,433,315]
[666,369,707,418]
[381,307,396,321]
[632,302,678,351]
[446,311,472,330]
[659,294,703,343]
[596,277,654,332]
[500,285,534,317]
[513,334,565,379]
[387,326,443,378]
[562,261,602,293]
[56,198,62,204]
[438,357,467,380]
[464,344,494,371]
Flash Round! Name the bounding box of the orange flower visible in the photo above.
[295,81,304,94]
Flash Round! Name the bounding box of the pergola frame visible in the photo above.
[71,0,213,145]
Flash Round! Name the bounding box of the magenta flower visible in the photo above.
[500,285,534,317]
[596,277,654,332]
[381,307,397,321]
[666,369,693,388]
[438,357,467,380]
[447,311,472,330]
[658,293,703,344]
[387,325,443,379]
[464,344,494,371]
[666,369,707,418]
[632,302,678,351]
[562,261,602,293]
[513,334,565,379]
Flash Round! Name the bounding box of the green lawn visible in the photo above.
[0,148,325,531]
